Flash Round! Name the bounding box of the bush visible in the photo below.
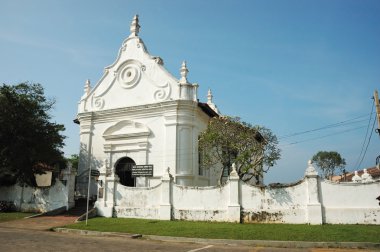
[0,201,16,212]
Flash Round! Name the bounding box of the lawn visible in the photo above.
[0,212,35,222]
[65,217,380,243]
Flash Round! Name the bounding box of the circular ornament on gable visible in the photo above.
[117,62,141,89]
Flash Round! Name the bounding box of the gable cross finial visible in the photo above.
[129,15,140,37]
[180,61,189,84]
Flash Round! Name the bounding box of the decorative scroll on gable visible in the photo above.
[89,57,173,111]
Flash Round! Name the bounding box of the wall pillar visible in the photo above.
[228,164,241,222]
[77,113,94,197]
[305,160,322,225]
[94,159,108,216]
[159,168,173,220]
[62,162,77,210]
[164,114,177,180]
[98,171,119,217]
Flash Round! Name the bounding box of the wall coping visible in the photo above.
[321,179,380,186]
[116,182,162,190]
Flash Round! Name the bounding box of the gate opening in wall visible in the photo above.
[115,157,136,187]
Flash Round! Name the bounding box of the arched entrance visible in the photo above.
[115,157,136,187]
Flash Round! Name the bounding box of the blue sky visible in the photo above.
[1,0,379,183]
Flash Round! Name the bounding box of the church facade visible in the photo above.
[76,16,220,197]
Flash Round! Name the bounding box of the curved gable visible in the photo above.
[79,31,179,112]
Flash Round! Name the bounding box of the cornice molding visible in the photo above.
[77,100,199,124]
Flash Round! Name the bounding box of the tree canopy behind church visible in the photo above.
[0,83,66,187]
[198,116,281,185]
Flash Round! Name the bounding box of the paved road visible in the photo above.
[0,216,377,252]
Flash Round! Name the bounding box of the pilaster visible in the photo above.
[97,173,119,217]
[164,113,177,177]
[159,168,173,220]
[228,164,241,222]
[305,161,322,225]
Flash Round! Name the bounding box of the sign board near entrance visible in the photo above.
[132,165,153,177]
[91,170,100,177]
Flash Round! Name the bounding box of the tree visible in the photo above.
[198,116,281,185]
[311,151,346,179]
[0,83,66,187]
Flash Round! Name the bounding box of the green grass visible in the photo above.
[64,217,380,243]
[0,212,35,222]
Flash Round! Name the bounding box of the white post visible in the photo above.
[228,163,240,222]
[62,162,76,210]
[94,159,108,216]
[159,167,172,220]
[305,160,323,225]
[102,170,119,218]
[85,157,92,225]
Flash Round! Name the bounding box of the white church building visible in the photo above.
[75,15,220,197]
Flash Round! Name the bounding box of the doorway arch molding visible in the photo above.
[102,120,150,179]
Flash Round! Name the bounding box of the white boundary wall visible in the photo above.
[172,183,230,221]
[0,167,76,213]
[0,180,74,212]
[95,162,380,224]
[320,181,380,224]
[240,181,308,223]
[114,183,161,219]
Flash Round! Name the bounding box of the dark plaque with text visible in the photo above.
[132,165,153,177]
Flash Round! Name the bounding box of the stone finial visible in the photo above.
[305,160,318,177]
[179,61,189,84]
[230,163,239,178]
[205,88,219,114]
[207,89,213,104]
[162,167,173,180]
[361,169,373,183]
[84,79,91,96]
[129,15,140,37]
[352,171,362,183]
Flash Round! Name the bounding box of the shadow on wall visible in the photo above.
[317,178,326,223]
[76,143,102,198]
[116,190,122,203]
[268,187,293,206]
[267,179,304,206]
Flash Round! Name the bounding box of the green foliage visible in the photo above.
[311,151,346,179]
[0,82,66,187]
[198,116,280,184]
[67,217,380,242]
